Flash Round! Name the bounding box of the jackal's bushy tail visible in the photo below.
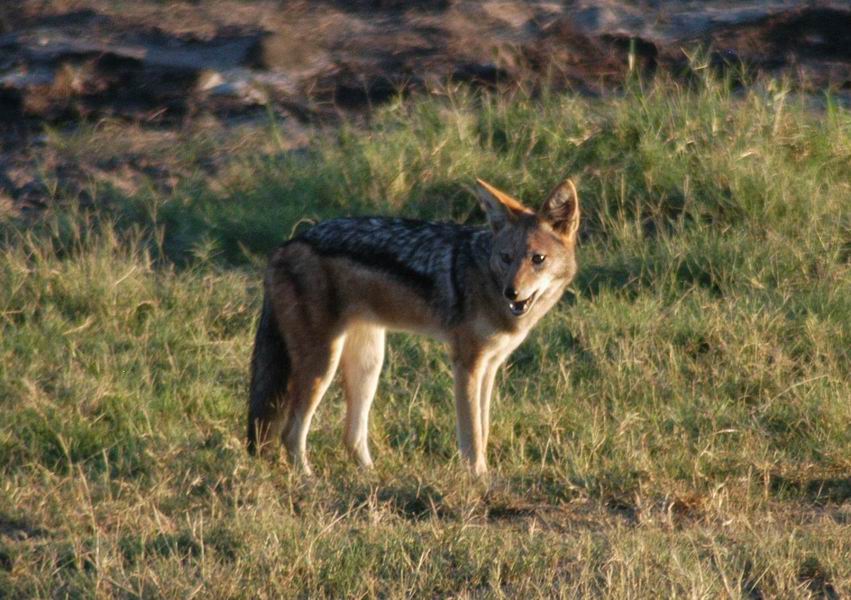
[247,294,291,454]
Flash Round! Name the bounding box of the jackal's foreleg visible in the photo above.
[479,359,501,455]
[341,324,385,467]
[452,356,488,476]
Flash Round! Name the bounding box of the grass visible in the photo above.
[1,72,850,597]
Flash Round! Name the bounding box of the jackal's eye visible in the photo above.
[531,253,546,265]
[500,253,512,264]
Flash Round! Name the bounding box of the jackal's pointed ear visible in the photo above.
[541,178,580,239]
[476,178,533,231]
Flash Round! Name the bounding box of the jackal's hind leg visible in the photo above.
[282,335,345,475]
[341,324,385,467]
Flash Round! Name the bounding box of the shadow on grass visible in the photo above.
[573,240,728,301]
[573,259,645,301]
[798,556,841,600]
[770,473,851,505]
[119,531,201,566]
[0,512,47,541]
[402,179,479,224]
[338,481,456,521]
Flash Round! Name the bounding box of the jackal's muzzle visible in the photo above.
[508,290,537,316]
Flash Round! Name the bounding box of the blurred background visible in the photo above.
[2,0,850,216]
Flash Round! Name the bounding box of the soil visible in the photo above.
[4,0,851,123]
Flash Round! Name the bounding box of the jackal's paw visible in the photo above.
[470,460,489,478]
[345,441,374,469]
[286,454,314,478]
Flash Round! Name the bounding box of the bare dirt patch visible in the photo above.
[5,1,851,124]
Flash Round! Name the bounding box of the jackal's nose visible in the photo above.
[504,287,518,300]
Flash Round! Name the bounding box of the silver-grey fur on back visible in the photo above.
[297,217,493,326]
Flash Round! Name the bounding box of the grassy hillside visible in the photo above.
[2,72,850,597]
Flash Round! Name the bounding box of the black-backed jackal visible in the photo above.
[248,178,580,476]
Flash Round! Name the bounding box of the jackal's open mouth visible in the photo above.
[508,291,537,316]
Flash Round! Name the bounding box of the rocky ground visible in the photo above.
[2,0,850,213]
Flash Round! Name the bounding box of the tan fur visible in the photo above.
[249,178,580,476]
[476,178,535,217]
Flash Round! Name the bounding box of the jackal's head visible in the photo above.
[476,178,580,318]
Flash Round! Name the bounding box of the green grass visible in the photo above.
[2,73,850,597]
